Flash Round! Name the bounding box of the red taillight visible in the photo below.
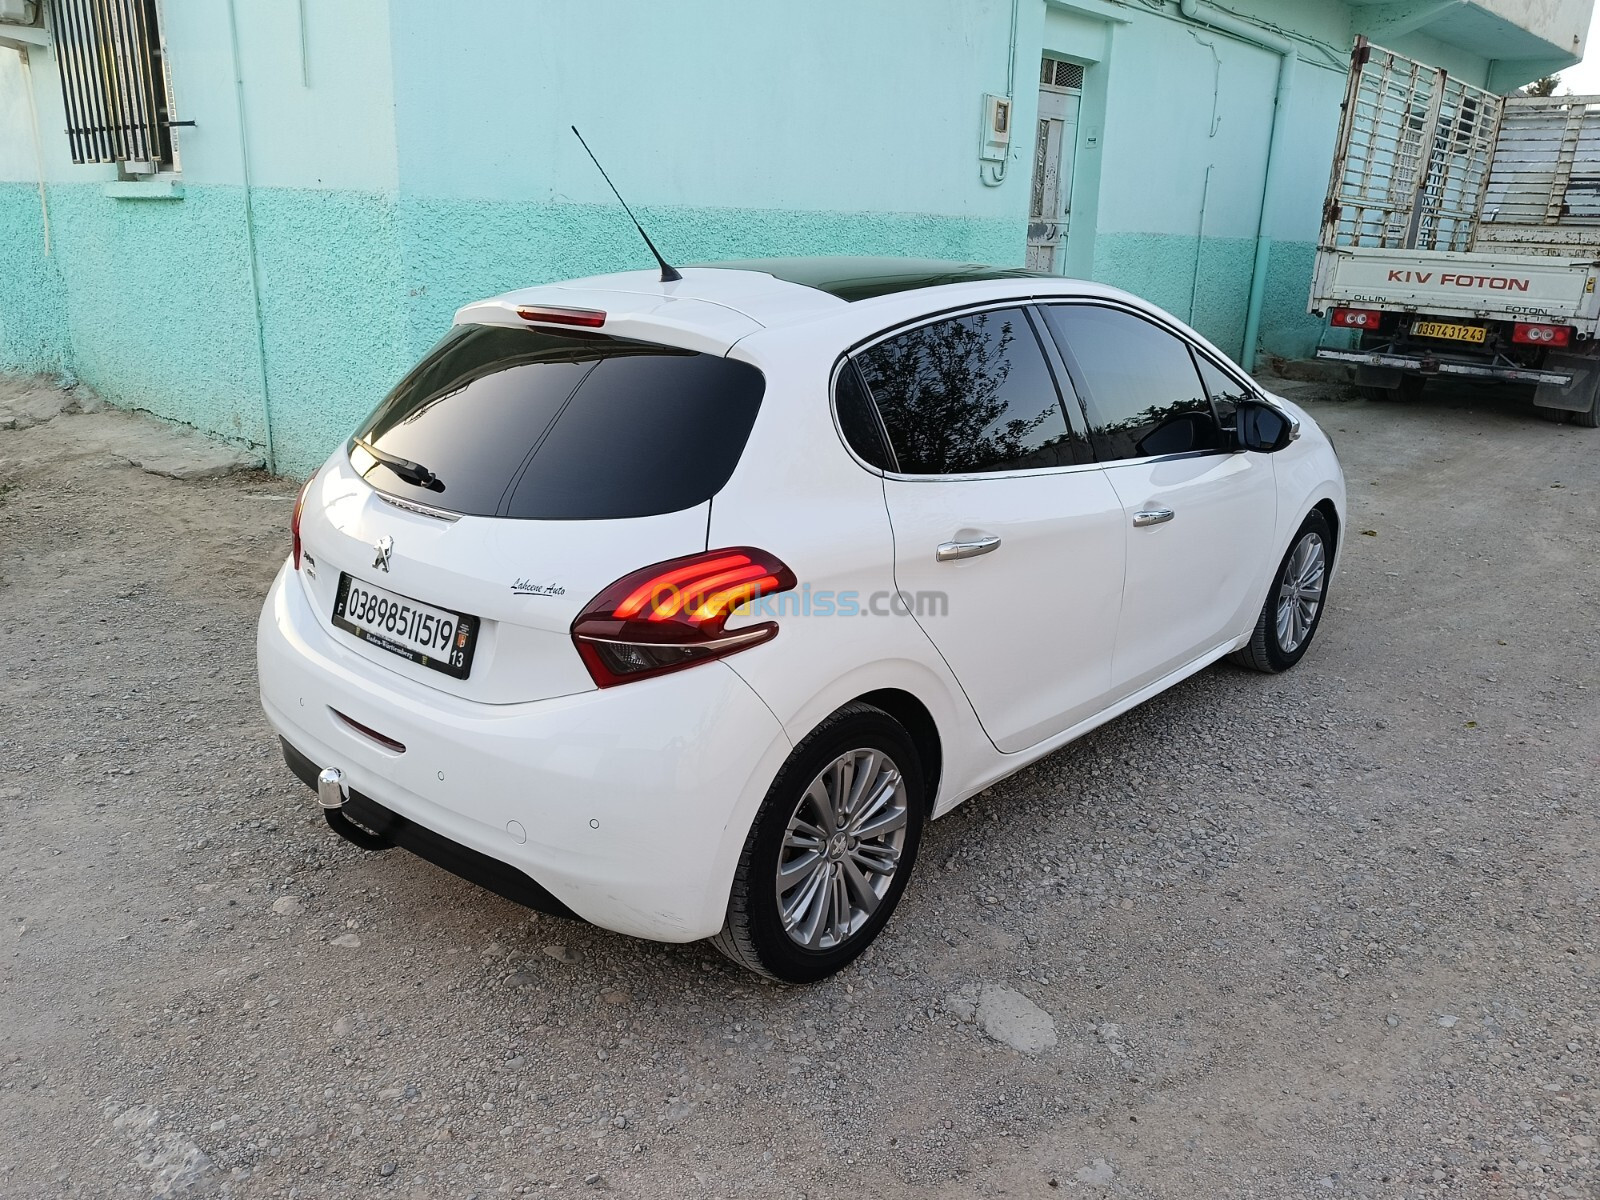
[1331,307,1383,329]
[1512,322,1571,346]
[291,471,317,571]
[571,547,797,688]
[515,305,607,328]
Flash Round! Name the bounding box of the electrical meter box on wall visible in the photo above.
[980,93,1012,163]
[0,0,40,24]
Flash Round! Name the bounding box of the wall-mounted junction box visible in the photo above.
[980,93,1012,163]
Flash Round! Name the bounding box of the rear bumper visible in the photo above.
[256,562,793,942]
[279,738,579,918]
[1315,347,1572,386]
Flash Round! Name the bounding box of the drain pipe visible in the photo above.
[1178,0,1295,370]
[18,48,51,255]
[982,0,1022,186]
[225,0,278,473]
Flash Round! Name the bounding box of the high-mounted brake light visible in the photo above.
[515,305,607,328]
[1330,307,1382,329]
[291,470,319,571]
[572,547,797,688]
[1512,322,1571,347]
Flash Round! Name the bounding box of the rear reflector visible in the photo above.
[331,709,407,754]
[1512,322,1571,346]
[572,547,797,688]
[1330,307,1382,329]
[515,305,606,328]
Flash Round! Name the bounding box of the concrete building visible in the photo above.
[1,0,1592,473]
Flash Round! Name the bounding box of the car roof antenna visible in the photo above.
[571,126,682,283]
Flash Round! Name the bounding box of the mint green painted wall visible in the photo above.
[1258,240,1326,361]
[392,199,1020,362]
[0,183,69,373]
[248,189,405,471]
[1092,232,1258,358]
[0,179,1025,476]
[39,185,266,443]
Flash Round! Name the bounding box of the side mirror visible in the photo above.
[1234,399,1300,453]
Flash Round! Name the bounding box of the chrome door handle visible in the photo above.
[935,535,1002,562]
[1132,508,1175,527]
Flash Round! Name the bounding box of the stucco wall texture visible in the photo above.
[0,185,69,375]
[1,184,1021,476]
[3,182,1314,477]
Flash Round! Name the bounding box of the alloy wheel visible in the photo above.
[774,748,907,950]
[1275,532,1326,654]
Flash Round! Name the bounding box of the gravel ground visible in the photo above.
[1,375,1596,1199]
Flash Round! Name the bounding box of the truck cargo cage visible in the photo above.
[1476,97,1600,254]
[1322,37,1502,254]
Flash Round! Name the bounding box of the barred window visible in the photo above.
[48,0,174,171]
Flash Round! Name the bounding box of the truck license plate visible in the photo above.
[1413,321,1486,344]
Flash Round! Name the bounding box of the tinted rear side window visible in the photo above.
[854,308,1079,475]
[353,324,764,520]
[833,360,896,471]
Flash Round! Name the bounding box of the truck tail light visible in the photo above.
[1512,322,1571,346]
[1330,307,1383,329]
[291,470,319,571]
[571,548,797,687]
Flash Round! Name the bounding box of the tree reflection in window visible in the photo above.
[855,308,1076,475]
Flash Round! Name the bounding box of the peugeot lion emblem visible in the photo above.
[372,535,394,573]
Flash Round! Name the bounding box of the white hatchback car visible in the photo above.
[258,257,1345,982]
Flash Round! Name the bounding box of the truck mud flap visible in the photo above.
[1533,352,1600,414]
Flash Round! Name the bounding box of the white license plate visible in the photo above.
[333,574,480,679]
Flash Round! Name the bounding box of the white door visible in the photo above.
[1036,303,1278,694]
[850,306,1125,753]
[1028,60,1083,273]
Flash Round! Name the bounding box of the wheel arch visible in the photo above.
[854,687,943,814]
[1313,496,1341,554]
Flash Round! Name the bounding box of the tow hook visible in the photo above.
[316,766,348,810]
[1420,355,1440,374]
[315,766,393,851]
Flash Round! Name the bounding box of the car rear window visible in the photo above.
[351,324,765,520]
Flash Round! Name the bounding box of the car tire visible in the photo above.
[1230,510,1333,674]
[711,702,926,983]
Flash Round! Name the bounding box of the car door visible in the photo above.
[844,305,1127,754]
[1037,302,1278,696]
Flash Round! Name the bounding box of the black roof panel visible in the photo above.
[694,256,1050,303]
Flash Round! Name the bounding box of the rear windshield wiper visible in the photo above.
[353,437,445,493]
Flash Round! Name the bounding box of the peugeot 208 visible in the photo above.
[257,258,1345,982]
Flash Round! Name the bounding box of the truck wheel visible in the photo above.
[1360,377,1424,403]
[1574,399,1599,429]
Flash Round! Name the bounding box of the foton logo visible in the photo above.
[1386,269,1530,291]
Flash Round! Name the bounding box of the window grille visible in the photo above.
[1041,59,1084,90]
[47,0,173,170]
